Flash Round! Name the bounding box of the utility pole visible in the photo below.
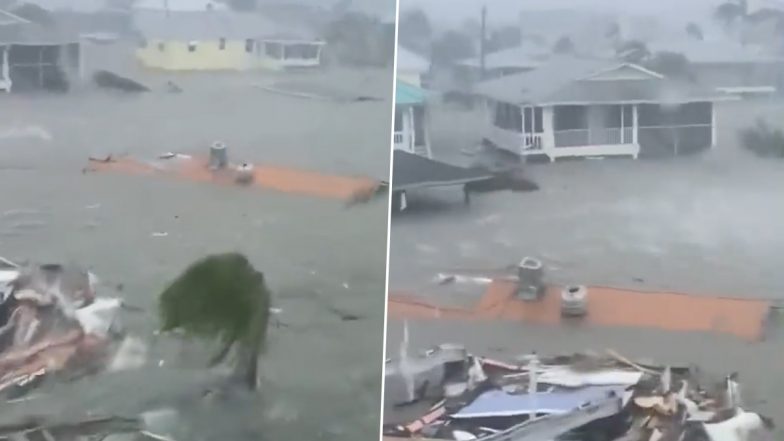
[480,4,487,80]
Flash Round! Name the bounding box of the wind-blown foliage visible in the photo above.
[740,119,784,157]
[685,22,704,40]
[159,253,270,389]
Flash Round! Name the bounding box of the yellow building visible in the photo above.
[133,10,324,71]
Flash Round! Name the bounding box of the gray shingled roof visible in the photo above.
[475,56,727,105]
[458,41,549,70]
[392,151,492,191]
[133,10,317,41]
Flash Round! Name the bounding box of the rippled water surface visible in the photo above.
[0,46,392,441]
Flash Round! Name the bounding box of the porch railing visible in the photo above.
[523,133,544,151]
[554,128,634,147]
[393,132,404,145]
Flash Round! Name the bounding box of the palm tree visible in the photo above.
[714,0,748,29]
[158,253,271,390]
[685,22,704,40]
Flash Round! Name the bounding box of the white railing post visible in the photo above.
[633,105,639,145]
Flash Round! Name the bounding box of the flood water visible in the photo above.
[387,100,784,433]
[0,45,392,441]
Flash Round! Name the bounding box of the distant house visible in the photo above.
[132,9,325,71]
[476,57,732,161]
[0,8,82,92]
[394,80,431,159]
[644,38,784,97]
[396,45,428,87]
[456,41,547,81]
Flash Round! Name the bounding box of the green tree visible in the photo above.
[399,9,431,42]
[486,26,521,53]
[431,30,475,66]
[686,22,704,40]
[645,51,695,82]
[159,253,270,390]
[552,36,575,54]
[228,0,256,11]
[323,12,393,67]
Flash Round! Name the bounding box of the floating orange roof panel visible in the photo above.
[388,280,772,342]
[84,154,381,202]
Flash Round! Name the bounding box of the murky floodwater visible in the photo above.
[387,100,784,433]
[0,50,392,440]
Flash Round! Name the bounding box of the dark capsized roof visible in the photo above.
[392,151,492,191]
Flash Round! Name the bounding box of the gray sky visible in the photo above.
[400,0,725,28]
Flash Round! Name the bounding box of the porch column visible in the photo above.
[632,105,639,145]
[407,106,415,152]
[710,103,717,148]
[542,106,555,151]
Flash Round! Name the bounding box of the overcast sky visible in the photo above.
[399,0,725,28]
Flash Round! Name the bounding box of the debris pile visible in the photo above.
[383,343,774,441]
[0,258,126,399]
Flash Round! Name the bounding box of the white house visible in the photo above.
[644,38,784,96]
[396,45,428,87]
[394,80,432,159]
[476,56,733,161]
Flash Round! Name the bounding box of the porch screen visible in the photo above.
[493,101,522,132]
[553,105,587,130]
[638,102,712,157]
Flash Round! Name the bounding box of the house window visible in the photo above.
[553,105,587,130]
[265,42,282,59]
[283,43,318,60]
[219,38,226,50]
[188,41,198,52]
[493,101,522,132]
[245,39,255,53]
[158,42,165,51]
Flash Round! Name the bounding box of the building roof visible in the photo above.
[396,45,429,74]
[0,10,80,44]
[457,41,549,70]
[0,9,29,26]
[133,0,228,12]
[396,80,426,106]
[132,10,317,41]
[646,38,783,64]
[475,56,728,105]
[392,151,493,192]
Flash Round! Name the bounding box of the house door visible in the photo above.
[522,106,544,150]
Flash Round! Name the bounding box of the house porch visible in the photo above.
[394,103,432,158]
[486,100,715,161]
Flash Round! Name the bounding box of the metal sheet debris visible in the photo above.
[383,343,774,441]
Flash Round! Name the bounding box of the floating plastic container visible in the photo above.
[517,256,545,301]
[209,141,228,170]
[561,285,588,317]
[235,162,254,185]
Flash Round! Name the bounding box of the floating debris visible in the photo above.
[383,344,774,441]
[151,232,169,238]
[93,71,151,93]
[0,125,52,142]
[0,258,126,399]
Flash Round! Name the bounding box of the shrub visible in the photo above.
[739,119,784,157]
